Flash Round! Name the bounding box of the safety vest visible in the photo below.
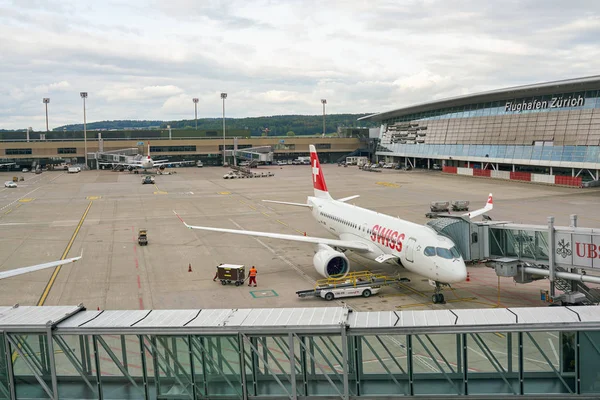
[249,268,257,277]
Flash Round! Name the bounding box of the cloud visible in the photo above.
[0,0,600,130]
[33,81,71,94]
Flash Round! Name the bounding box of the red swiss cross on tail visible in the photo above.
[309,145,332,199]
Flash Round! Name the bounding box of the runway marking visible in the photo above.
[131,227,145,310]
[376,181,400,188]
[153,183,167,194]
[0,187,41,211]
[218,191,231,195]
[37,200,93,306]
[18,198,34,202]
[250,290,278,298]
[86,196,102,200]
[3,210,11,215]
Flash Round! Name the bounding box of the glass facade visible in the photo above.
[378,144,600,164]
[385,90,600,124]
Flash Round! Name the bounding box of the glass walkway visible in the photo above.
[1,305,599,399]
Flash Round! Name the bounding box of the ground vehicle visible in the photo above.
[22,168,29,173]
[196,161,203,168]
[430,201,450,212]
[223,172,238,179]
[383,163,394,169]
[320,285,381,300]
[138,229,148,245]
[432,164,442,170]
[216,264,245,286]
[276,160,287,166]
[4,181,17,188]
[239,161,249,167]
[35,169,42,174]
[68,167,81,173]
[142,175,155,184]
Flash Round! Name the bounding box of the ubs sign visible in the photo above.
[505,95,585,113]
[555,232,600,269]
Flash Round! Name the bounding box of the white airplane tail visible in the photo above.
[310,145,332,199]
[464,193,493,219]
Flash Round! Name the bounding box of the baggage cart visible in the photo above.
[451,200,470,211]
[217,264,246,286]
[430,201,450,212]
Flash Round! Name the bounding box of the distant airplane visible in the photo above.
[99,142,194,171]
[0,162,15,167]
[175,145,494,304]
[0,254,82,280]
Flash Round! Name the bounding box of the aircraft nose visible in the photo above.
[442,259,467,283]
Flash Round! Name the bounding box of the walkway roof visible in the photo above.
[359,75,600,122]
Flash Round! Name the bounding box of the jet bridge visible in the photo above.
[427,214,600,305]
[92,148,140,169]
[225,146,274,165]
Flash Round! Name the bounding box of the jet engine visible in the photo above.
[159,165,166,170]
[313,244,350,278]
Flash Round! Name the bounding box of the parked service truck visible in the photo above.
[68,166,81,173]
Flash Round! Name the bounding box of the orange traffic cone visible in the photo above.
[304,232,307,236]
[188,263,192,272]
[97,307,100,311]
[466,272,471,282]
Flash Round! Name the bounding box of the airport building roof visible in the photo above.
[360,75,600,122]
[1,305,599,334]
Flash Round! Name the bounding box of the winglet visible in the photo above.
[173,210,192,229]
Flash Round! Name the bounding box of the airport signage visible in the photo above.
[555,232,600,269]
[505,95,585,113]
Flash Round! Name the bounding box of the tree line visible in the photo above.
[52,114,377,136]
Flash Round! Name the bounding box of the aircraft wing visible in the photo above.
[0,255,82,280]
[153,160,195,167]
[463,193,493,219]
[0,162,15,167]
[174,212,372,252]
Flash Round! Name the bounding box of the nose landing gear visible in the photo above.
[432,281,446,304]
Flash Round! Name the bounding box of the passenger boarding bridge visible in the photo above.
[0,305,600,399]
[225,146,274,165]
[427,214,600,305]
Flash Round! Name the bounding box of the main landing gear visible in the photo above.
[432,281,446,304]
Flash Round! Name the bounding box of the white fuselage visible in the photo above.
[140,157,154,169]
[308,196,467,283]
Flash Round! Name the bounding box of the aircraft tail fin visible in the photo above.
[464,193,493,219]
[309,145,332,199]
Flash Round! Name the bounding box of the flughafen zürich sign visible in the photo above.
[505,95,585,113]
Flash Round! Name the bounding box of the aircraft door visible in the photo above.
[405,237,416,263]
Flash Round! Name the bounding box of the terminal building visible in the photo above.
[361,76,600,187]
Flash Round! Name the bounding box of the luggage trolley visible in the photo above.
[216,264,246,286]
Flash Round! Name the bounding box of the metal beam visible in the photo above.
[6,334,54,399]
[525,332,573,394]
[92,336,104,400]
[53,335,96,393]
[242,334,292,399]
[293,333,343,398]
[96,336,138,388]
[138,335,150,400]
[2,333,14,400]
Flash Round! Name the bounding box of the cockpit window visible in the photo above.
[436,247,461,259]
[450,246,461,258]
[436,247,454,259]
[424,246,436,256]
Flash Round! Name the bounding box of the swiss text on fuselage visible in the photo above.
[371,225,404,251]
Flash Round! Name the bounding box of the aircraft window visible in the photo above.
[451,246,461,258]
[436,247,454,259]
[424,246,436,256]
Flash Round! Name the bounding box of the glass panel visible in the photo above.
[467,332,519,395]
[0,334,8,400]
[359,335,409,395]
[580,331,600,394]
[194,336,243,398]
[412,334,463,395]
[302,335,346,396]
[523,331,576,394]
[10,334,52,399]
[53,335,98,400]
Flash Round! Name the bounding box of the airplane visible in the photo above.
[0,162,15,168]
[99,142,194,172]
[175,145,493,304]
[0,254,82,280]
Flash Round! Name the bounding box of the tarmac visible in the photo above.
[1,164,599,312]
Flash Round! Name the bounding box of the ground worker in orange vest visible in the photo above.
[248,266,257,287]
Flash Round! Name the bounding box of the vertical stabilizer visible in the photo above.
[309,145,332,199]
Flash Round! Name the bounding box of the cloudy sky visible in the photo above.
[1,0,600,130]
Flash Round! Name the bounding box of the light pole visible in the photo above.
[80,92,88,168]
[192,98,199,130]
[221,92,227,166]
[43,98,50,132]
[321,99,327,136]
